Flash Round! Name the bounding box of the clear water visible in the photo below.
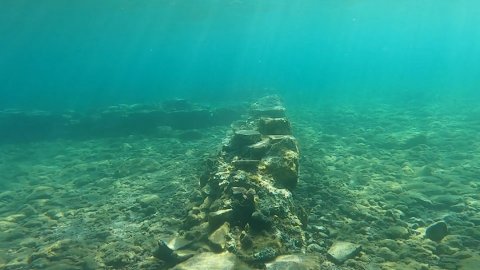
[1,1,480,269]
[1,0,479,109]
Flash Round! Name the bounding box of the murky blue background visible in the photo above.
[1,0,479,109]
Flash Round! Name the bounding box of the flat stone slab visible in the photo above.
[171,252,251,270]
[327,241,361,264]
[266,254,321,270]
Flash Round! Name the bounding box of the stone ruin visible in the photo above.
[0,99,242,143]
[155,96,307,269]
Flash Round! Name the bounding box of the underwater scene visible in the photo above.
[1,1,480,270]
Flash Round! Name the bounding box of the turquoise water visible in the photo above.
[1,1,479,109]
[1,2,480,270]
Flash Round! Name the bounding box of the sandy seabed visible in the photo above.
[0,102,479,270]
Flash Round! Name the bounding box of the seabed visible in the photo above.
[0,97,479,270]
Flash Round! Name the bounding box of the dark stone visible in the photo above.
[240,231,253,248]
[425,221,448,242]
[258,118,292,135]
[249,211,273,232]
[232,160,260,171]
[153,240,175,262]
[208,209,233,229]
[231,130,262,148]
[153,240,194,266]
[252,247,277,262]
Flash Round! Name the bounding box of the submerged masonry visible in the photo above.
[156,96,308,269]
[0,99,241,143]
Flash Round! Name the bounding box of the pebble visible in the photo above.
[171,252,249,270]
[327,241,362,264]
[306,243,323,253]
[208,209,233,228]
[384,225,409,239]
[425,221,448,242]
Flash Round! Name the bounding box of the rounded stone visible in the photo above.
[425,221,448,242]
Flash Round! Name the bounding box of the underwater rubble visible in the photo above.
[0,99,243,143]
[1,99,480,269]
[155,96,308,269]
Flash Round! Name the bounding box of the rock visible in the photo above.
[252,247,278,262]
[267,136,298,156]
[247,139,271,159]
[425,221,448,242]
[249,211,273,232]
[171,252,250,270]
[208,222,230,251]
[260,136,300,189]
[231,130,262,148]
[167,237,194,250]
[137,194,160,207]
[264,156,299,189]
[153,240,192,265]
[306,243,323,253]
[208,209,233,229]
[266,254,321,270]
[376,247,398,261]
[232,160,260,171]
[378,239,399,251]
[153,240,176,262]
[258,118,292,135]
[175,96,304,263]
[327,241,362,264]
[384,225,409,239]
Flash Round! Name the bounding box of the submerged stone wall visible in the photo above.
[0,99,242,143]
[156,96,306,269]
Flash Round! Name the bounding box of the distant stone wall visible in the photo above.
[0,99,243,143]
[155,96,306,269]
